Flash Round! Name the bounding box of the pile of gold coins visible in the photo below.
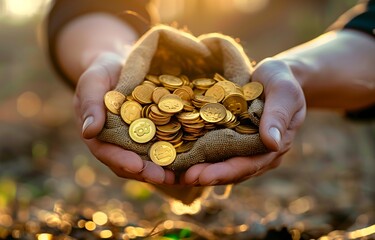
[104,74,263,167]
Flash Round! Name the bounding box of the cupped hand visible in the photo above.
[181,58,307,185]
[73,52,175,185]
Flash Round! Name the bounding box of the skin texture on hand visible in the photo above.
[181,29,375,186]
[56,14,176,185]
[181,59,307,186]
[75,52,176,185]
[56,11,375,187]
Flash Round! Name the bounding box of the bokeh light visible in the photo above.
[169,199,201,215]
[16,91,42,118]
[75,165,96,188]
[2,0,47,18]
[93,211,108,226]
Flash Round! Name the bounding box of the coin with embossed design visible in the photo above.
[129,118,156,143]
[104,90,126,115]
[158,94,184,114]
[149,141,176,166]
[199,103,227,123]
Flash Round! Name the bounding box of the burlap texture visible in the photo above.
[98,25,268,171]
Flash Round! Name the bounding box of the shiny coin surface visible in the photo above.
[149,141,176,166]
[132,84,154,104]
[159,75,184,87]
[215,81,237,96]
[192,78,216,89]
[129,118,156,143]
[205,84,225,102]
[242,81,264,101]
[104,90,126,115]
[152,87,170,104]
[222,93,248,115]
[158,94,184,114]
[120,100,143,124]
[156,120,182,134]
[199,103,227,123]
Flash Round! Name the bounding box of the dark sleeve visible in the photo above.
[330,1,375,120]
[46,0,153,88]
[343,0,375,38]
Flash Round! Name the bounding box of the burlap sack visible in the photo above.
[98,25,268,172]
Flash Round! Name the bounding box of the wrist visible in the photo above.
[274,57,314,92]
[57,13,138,84]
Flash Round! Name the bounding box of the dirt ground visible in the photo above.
[0,2,374,239]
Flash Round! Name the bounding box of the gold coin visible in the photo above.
[242,82,263,101]
[132,84,154,104]
[145,74,161,85]
[177,110,200,121]
[215,81,237,96]
[222,93,248,115]
[156,120,182,134]
[104,90,126,115]
[235,125,259,134]
[205,84,225,102]
[152,87,170,104]
[159,75,183,88]
[213,73,227,82]
[149,141,176,166]
[192,78,216,89]
[199,103,227,123]
[158,94,184,114]
[173,88,192,101]
[176,141,195,153]
[129,118,156,143]
[120,100,143,124]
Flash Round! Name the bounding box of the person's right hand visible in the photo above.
[73,51,176,185]
[180,58,307,185]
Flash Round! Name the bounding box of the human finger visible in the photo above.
[74,53,124,139]
[252,58,306,151]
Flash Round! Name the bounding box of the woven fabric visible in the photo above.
[98,25,268,171]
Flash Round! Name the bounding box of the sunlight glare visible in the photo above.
[3,0,47,18]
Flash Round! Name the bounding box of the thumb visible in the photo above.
[253,59,306,151]
[74,53,124,139]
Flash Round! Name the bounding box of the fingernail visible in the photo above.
[82,116,94,135]
[269,127,281,150]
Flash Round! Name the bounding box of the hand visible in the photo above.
[181,58,306,185]
[74,52,176,185]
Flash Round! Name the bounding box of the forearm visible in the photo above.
[56,13,139,84]
[276,29,375,110]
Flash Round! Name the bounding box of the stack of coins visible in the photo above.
[104,74,264,167]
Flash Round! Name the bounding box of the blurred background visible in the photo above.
[0,0,374,239]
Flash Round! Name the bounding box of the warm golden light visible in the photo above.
[93,211,108,226]
[3,0,46,18]
[0,214,13,227]
[36,233,52,240]
[108,209,128,226]
[163,220,174,229]
[77,219,86,228]
[85,221,96,231]
[169,199,201,215]
[288,196,313,214]
[348,224,375,239]
[99,230,113,238]
[75,165,96,188]
[16,91,42,118]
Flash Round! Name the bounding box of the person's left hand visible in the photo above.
[180,58,307,185]
[74,52,176,185]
